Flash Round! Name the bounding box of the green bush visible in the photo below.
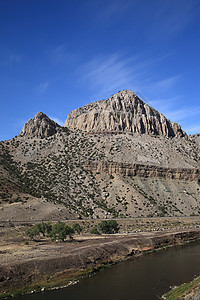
[90,227,100,235]
[26,222,52,240]
[49,222,74,242]
[98,220,119,234]
[72,223,82,234]
[26,225,40,240]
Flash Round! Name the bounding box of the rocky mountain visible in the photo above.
[0,90,199,221]
[20,112,59,138]
[65,90,185,138]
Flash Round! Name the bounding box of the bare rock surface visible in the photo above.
[20,112,58,138]
[65,90,186,138]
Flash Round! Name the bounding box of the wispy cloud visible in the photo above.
[77,52,178,98]
[149,96,200,122]
[85,0,135,25]
[148,96,181,113]
[36,82,50,94]
[165,106,200,123]
[78,53,133,94]
[48,44,78,65]
[148,0,200,40]
[148,97,200,134]
[151,76,180,91]
[77,52,198,132]
[98,0,133,21]
[184,125,200,135]
[49,116,64,126]
[0,52,22,66]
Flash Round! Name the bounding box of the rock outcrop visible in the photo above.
[20,112,58,138]
[65,90,186,138]
[84,161,200,181]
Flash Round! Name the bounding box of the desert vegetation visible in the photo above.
[26,221,83,242]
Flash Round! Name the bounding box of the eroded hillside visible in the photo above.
[0,90,199,220]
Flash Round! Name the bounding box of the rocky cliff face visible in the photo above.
[65,90,186,138]
[84,161,200,181]
[20,112,58,138]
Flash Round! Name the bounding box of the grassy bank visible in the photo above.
[163,276,200,300]
[0,262,116,299]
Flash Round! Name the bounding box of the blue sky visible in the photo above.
[0,0,200,141]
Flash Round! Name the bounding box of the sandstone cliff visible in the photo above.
[20,112,59,138]
[65,90,186,138]
[84,161,200,181]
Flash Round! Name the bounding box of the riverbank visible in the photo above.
[1,226,200,299]
[163,276,200,300]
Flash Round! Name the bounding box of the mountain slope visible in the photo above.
[0,90,199,220]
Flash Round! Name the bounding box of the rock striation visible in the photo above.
[84,161,200,181]
[20,112,59,138]
[65,90,186,138]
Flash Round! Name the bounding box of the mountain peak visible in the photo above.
[20,112,59,138]
[65,90,186,138]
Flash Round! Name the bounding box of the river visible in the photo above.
[14,241,200,300]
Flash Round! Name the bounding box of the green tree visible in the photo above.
[26,222,52,239]
[49,222,74,242]
[36,222,46,237]
[72,223,82,234]
[90,227,100,235]
[98,220,119,234]
[108,220,119,233]
[43,221,52,236]
[26,225,40,240]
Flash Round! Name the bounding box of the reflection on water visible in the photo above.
[15,241,200,300]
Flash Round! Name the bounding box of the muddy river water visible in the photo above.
[14,241,200,300]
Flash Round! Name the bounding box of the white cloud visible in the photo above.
[36,82,50,94]
[77,52,178,99]
[151,76,180,91]
[149,95,200,120]
[78,53,133,96]
[49,116,64,126]
[148,97,200,134]
[165,106,200,123]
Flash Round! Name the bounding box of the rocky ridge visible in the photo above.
[20,112,59,138]
[0,90,199,220]
[65,90,186,138]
